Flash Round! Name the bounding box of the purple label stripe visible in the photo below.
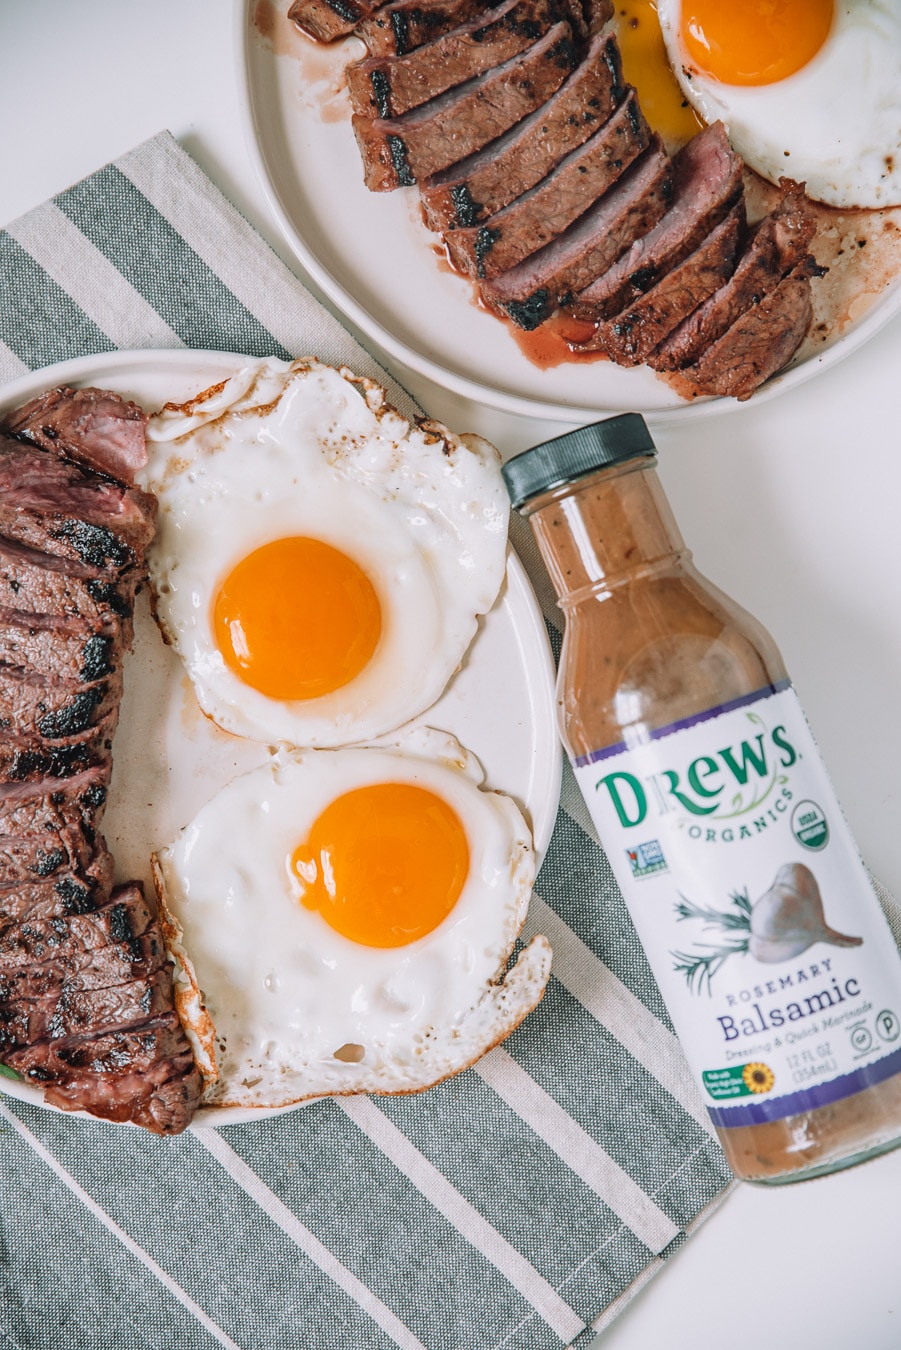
[708,1046,901,1129]
[573,679,792,768]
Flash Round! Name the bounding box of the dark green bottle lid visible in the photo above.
[501,413,657,510]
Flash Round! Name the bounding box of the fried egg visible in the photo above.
[143,358,508,748]
[152,729,551,1108]
[656,0,901,207]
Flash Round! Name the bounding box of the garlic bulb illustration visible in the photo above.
[748,862,863,963]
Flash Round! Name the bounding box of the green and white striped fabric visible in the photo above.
[0,132,735,1350]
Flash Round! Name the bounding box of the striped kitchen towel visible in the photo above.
[0,131,734,1350]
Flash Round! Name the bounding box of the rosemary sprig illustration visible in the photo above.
[670,888,752,994]
[674,887,753,932]
[671,939,749,995]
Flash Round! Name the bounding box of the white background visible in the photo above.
[0,2,899,1346]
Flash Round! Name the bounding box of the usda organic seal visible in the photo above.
[791,799,829,850]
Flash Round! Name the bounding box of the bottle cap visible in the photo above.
[501,413,657,510]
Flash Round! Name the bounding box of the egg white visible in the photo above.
[657,0,901,208]
[143,358,509,748]
[152,729,551,1108]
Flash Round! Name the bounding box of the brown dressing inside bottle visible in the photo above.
[505,416,901,1183]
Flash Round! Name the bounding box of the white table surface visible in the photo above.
[2,2,900,1347]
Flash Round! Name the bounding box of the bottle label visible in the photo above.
[573,682,901,1128]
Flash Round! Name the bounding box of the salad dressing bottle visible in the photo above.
[503,415,901,1183]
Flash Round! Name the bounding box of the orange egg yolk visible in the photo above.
[680,0,834,85]
[213,536,381,701]
[615,1,703,149]
[291,782,470,948]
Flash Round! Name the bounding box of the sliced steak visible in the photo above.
[0,827,111,892]
[651,183,817,371]
[0,665,123,743]
[0,885,158,971]
[584,201,745,365]
[0,771,107,839]
[571,120,743,321]
[421,31,625,231]
[583,0,612,30]
[481,137,671,328]
[0,714,117,788]
[672,258,820,402]
[445,89,649,279]
[0,434,156,574]
[0,613,119,685]
[353,22,579,189]
[0,927,167,1006]
[347,0,565,118]
[7,1003,203,1136]
[0,967,176,1055]
[3,386,148,487]
[288,0,384,42]
[357,0,495,56]
[0,535,138,629]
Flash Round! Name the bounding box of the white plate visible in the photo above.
[237,0,901,424]
[0,348,562,1128]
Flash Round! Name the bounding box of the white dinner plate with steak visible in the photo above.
[0,348,561,1128]
[238,0,901,422]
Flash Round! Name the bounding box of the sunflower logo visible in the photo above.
[743,1062,775,1094]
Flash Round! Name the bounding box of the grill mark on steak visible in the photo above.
[353,22,579,189]
[420,31,625,232]
[583,201,745,365]
[357,0,497,56]
[444,88,649,279]
[347,0,566,119]
[481,138,672,329]
[0,387,202,1133]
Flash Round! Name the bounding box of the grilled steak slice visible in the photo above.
[357,0,494,56]
[650,183,817,371]
[584,202,745,365]
[0,613,119,685]
[672,257,820,402]
[0,852,115,923]
[0,536,138,629]
[0,926,166,1006]
[0,967,177,1055]
[0,714,117,788]
[571,120,743,322]
[421,32,625,231]
[445,89,650,279]
[0,825,110,891]
[482,138,671,328]
[0,771,107,838]
[582,0,612,30]
[347,0,565,118]
[0,434,156,575]
[7,1005,202,1135]
[0,665,123,742]
[0,885,158,971]
[353,22,579,189]
[3,386,148,487]
[288,0,383,42]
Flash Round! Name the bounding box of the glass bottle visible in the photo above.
[503,414,901,1183]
